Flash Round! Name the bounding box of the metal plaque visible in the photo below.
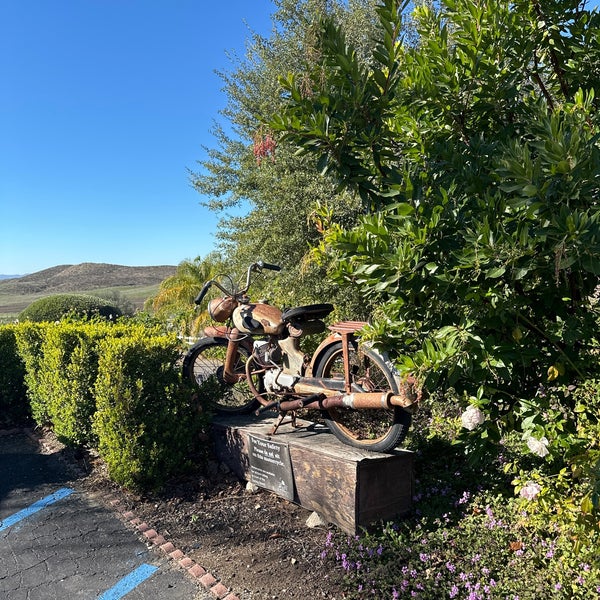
[247,435,294,501]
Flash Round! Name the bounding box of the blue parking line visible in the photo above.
[97,563,159,599]
[0,487,74,532]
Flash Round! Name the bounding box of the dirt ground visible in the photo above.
[38,429,346,600]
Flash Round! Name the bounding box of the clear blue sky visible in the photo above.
[2,2,598,275]
[0,0,275,275]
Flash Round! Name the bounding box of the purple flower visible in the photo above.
[450,585,459,598]
[456,491,471,506]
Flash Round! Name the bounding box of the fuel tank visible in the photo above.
[232,302,285,335]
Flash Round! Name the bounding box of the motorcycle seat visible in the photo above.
[282,303,334,323]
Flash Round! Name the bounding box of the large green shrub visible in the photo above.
[272,0,600,512]
[93,332,203,491]
[19,294,122,322]
[0,325,29,425]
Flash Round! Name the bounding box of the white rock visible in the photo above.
[245,481,260,494]
[305,511,327,528]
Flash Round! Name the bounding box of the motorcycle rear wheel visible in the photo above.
[183,337,260,414]
[314,342,411,452]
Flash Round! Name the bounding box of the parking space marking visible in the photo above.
[97,563,159,599]
[0,486,74,532]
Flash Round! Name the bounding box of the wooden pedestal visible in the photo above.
[211,413,414,535]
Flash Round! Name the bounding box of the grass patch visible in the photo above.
[0,284,160,316]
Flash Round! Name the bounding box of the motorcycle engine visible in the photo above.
[263,367,297,393]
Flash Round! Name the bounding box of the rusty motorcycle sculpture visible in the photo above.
[183,261,420,452]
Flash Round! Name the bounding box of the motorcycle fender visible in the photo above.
[305,332,341,377]
[204,325,232,338]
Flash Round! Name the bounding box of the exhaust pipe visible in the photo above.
[271,391,418,413]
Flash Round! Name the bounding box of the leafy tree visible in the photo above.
[92,290,135,316]
[270,0,600,497]
[190,0,384,316]
[148,253,224,335]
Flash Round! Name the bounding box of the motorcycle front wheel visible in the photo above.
[314,342,411,452]
[182,337,260,414]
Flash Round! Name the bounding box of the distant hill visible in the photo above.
[0,262,177,316]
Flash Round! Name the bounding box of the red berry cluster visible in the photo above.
[253,132,276,165]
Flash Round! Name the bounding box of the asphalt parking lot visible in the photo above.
[0,430,212,599]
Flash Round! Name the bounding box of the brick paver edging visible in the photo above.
[110,497,240,600]
[6,428,241,600]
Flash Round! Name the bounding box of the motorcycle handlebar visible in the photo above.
[257,261,281,272]
[195,261,281,306]
[194,281,212,305]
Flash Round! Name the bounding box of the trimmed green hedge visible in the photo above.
[19,294,122,322]
[40,322,115,446]
[4,321,206,491]
[93,332,200,491]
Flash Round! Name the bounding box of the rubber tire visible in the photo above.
[182,337,260,414]
[314,341,411,452]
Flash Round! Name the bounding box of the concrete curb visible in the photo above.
[12,427,242,600]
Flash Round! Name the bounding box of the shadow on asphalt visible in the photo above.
[0,431,78,505]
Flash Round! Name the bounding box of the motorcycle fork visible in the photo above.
[341,330,354,394]
[223,328,243,384]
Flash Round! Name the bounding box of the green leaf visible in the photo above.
[513,267,528,280]
[485,267,506,278]
[385,202,415,215]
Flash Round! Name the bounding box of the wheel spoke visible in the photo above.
[314,342,410,451]
[185,339,260,414]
